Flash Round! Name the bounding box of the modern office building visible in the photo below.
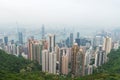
[66,37,70,47]
[75,38,80,46]
[42,24,45,39]
[0,39,3,44]
[80,38,91,46]
[77,32,80,39]
[18,32,23,44]
[70,33,73,47]
[4,36,8,46]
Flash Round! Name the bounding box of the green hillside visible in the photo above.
[96,48,120,74]
[0,48,120,80]
[0,50,41,73]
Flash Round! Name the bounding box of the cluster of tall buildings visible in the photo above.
[93,33,112,67]
[0,26,119,77]
[28,38,43,64]
[0,32,27,58]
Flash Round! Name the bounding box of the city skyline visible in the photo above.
[0,0,120,79]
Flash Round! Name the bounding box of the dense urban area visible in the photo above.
[0,25,120,80]
[0,0,120,79]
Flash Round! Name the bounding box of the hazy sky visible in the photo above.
[0,0,120,28]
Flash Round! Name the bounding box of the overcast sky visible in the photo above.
[0,0,120,28]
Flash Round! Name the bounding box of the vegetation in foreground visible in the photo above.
[0,48,120,80]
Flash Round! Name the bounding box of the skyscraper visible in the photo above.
[48,34,55,52]
[77,32,80,39]
[42,50,57,74]
[75,39,80,46]
[42,50,49,72]
[18,32,23,44]
[0,39,3,44]
[66,37,70,47]
[59,48,67,74]
[76,48,85,76]
[71,43,79,76]
[84,47,92,66]
[28,39,33,60]
[70,33,73,47]
[95,46,107,67]
[71,43,85,77]
[42,24,45,39]
[28,39,43,64]
[16,45,19,56]
[32,41,42,64]
[62,50,68,75]
[55,45,60,62]
[55,45,60,74]
[103,36,112,55]
[49,52,56,74]
[75,32,80,46]
[4,36,8,46]
[93,36,104,47]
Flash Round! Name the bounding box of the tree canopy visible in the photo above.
[1,47,120,80]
